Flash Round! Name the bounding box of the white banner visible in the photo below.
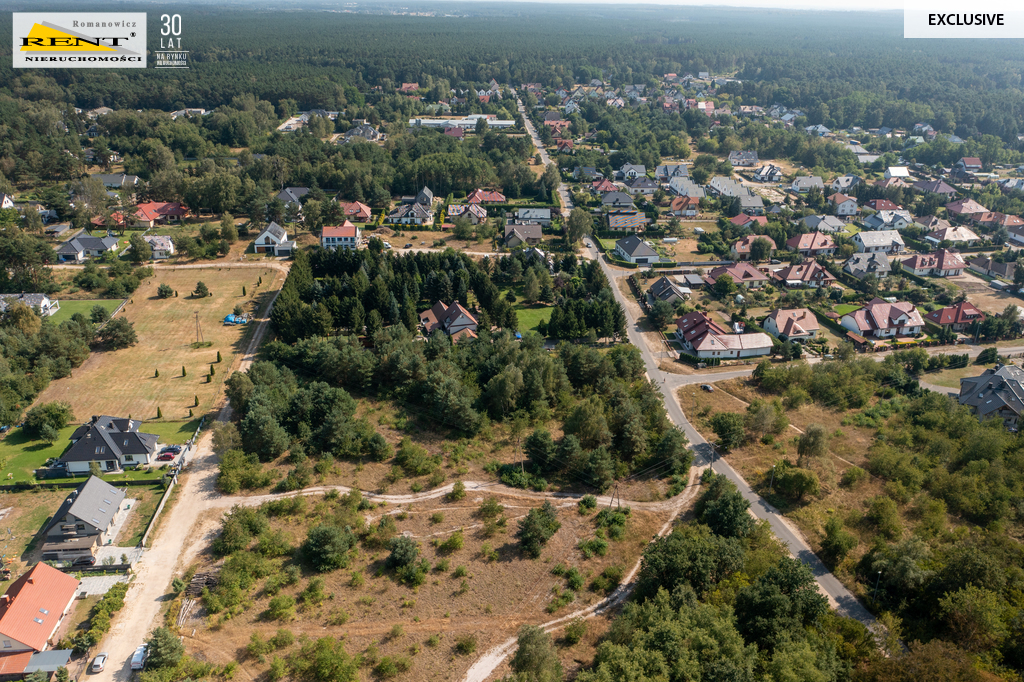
[12,12,147,68]
[905,0,1024,38]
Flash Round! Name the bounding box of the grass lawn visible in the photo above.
[33,267,285,420]
[116,484,166,546]
[139,418,202,444]
[515,303,555,333]
[834,303,861,315]
[599,238,617,251]
[0,426,77,483]
[50,299,122,325]
[924,362,995,389]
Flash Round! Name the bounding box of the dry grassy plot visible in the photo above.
[180,492,667,682]
[35,266,284,420]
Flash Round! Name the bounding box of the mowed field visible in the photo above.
[34,266,284,420]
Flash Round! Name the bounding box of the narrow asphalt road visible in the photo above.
[517,97,572,219]
[584,241,878,627]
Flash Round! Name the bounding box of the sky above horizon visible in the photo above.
[431,0,902,11]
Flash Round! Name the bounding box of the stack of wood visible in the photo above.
[183,571,218,597]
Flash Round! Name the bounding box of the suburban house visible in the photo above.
[974,212,1024,230]
[957,156,983,171]
[771,261,837,288]
[616,164,647,181]
[918,215,951,232]
[0,294,59,317]
[614,235,658,264]
[707,177,747,198]
[912,179,957,200]
[739,195,765,215]
[866,199,902,212]
[853,230,905,254]
[132,201,188,228]
[790,176,824,194]
[626,177,658,195]
[830,193,858,217]
[786,231,836,257]
[801,215,847,233]
[763,308,820,342]
[924,225,980,247]
[862,210,914,231]
[925,301,986,332]
[602,192,634,208]
[517,208,552,226]
[0,562,78,662]
[573,166,603,181]
[668,178,705,198]
[447,204,488,224]
[405,187,434,206]
[321,221,360,251]
[730,215,768,229]
[342,123,386,143]
[674,311,772,359]
[607,211,650,232]
[840,298,924,339]
[945,198,989,219]
[504,222,543,248]
[467,189,505,204]
[0,194,14,209]
[753,165,784,183]
[648,276,690,304]
[276,187,309,209]
[655,164,689,182]
[55,234,119,262]
[59,415,160,474]
[830,174,862,192]
[958,364,1024,428]
[706,262,768,289]
[44,223,71,238]
[590,179,617,194]
[337,201,373,223]
[386,200,433,226]
[142,235,174,259]
[843,253,891,280]
[730,235,776,261]
[419,301,479,341]
[969,256,1015,281]
[669,196,700,217]
[728,150,758,167]
[253,222,295,256]
[41,476,127,560]
[900,249,966,277]
[91,173,140,190]
[884,167,911,180]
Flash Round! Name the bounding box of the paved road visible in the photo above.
[582,241,878,626]
[517,97,573,219]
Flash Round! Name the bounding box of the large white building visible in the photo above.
[409,115,516,129]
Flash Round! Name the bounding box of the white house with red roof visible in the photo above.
[924,301,986,332]
[337,201,372,223]
[447,204,488,224]
[785,231,835,257]
[763,308,820,343]
[956,157,983,171]
[900,249,966,277]
[419,301,479,340]
[321,221,360,251]
[840,298,924,339]
[674,311,772,359]
[0,562,80,654]
[829,193,858,217]
[130,201,188,229]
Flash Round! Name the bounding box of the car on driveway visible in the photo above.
[404,243,413,249]
[700,384,715,392]
[73,555,96,566]
[130,645,148,671]
[90,654,108,673]
[157,453,176,461]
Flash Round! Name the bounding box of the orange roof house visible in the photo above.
[0,563,80,653]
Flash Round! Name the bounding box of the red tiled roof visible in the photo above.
[785,231,834,251]
[830,193,855,205]
[338,201,372,220]
[0,563,80,652]
[772,261,836,284]
[901,248,965,272]
[322,221,357,238]
[728,215,768,228]
[867,199,900,211]
[924,301,986,326]
[467,189,505,204]
[0,652,32,675]
[731,234,776,253]
[707,262,768,283]
[135,201,187,221]
[945,198,988,215]
[592,179,617,193]
[766,308,820,336]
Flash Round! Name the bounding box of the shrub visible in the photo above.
[590,565,623,594]
[577,494,597,514]
[302,525,356,572]
[563,616,588,645]
[516,501,561,558]
[300,577,328,606]
[447,480,466,501]
[477,498,504,520]
[841,466,868,488]
[271,629,294,649]
[157,283,174,298]
[436,530,464,554]
[453,565,468,578]
[430,512,444,524]
[265,595,296,621]
[577,538,608,559]
[455,635,477,655]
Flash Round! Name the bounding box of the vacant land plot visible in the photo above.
[34,267,284,420]
[50,299,123,323]
[182,492,667,682]
[515,303,554,333]
[0,488,69,585]
[923,361,995,388]
[114,483,167,547]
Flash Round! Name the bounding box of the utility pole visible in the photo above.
[195,312,203,344]
[770,464,776,493]
[873,570,883,601]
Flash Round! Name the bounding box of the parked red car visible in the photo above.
[156,453,176,461]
